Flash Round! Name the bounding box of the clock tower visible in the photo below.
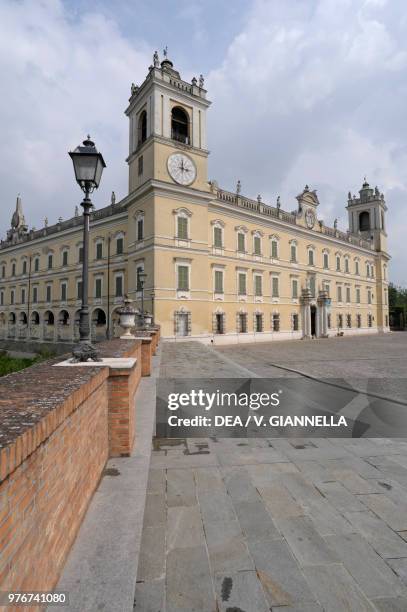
[125,50,211,194]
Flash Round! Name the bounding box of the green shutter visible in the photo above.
[292,280,298,298]
[254,236,261,254]
[178,217,188,239]
[271,241,278,258]
[238,233,245,252]
[291,245,296,261]
[272,277,279,297]
[255,275,262,296]
[214,270,223,293]
[238,273,246,295]
[214,227,222,247]
[178,266,189,291]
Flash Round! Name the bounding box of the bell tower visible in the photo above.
[125,50,211,194]
[346,179,388,253]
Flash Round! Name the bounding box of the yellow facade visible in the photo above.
[0,54,390,345]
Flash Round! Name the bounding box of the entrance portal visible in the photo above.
[310,305,317,337]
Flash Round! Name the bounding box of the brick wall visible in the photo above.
[0,338,146,609]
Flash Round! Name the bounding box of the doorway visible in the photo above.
[177,313,189,337]
[310,305,317,337]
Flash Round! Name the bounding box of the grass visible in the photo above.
[0,352,41,377]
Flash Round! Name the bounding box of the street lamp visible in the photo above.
[69,136,106,362]
[137,269,147,327]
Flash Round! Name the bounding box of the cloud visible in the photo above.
[207,0,407,284]
[0,0,150,228]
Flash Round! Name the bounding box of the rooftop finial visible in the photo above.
[163,45,168,58]
[153,50,159,68]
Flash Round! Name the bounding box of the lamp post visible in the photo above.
[137,269,147,327]
[69,136,106,361]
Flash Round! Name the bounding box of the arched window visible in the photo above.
[171,106,189,144]
[359,211,370,231]
[138,110,147,146]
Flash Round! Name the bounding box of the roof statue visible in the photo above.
[163,45,168,58]
[236,179,241,195]
[191,76,197,86]
[111,191,116,205]
[11,194,26,230]
[334,218,338,229]
[199,74,204,88]
[276,196,281,209]
[153,50,160,68]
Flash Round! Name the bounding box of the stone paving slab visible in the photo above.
[134,336,407,611]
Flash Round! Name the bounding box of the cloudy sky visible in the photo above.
[0,0,406,284]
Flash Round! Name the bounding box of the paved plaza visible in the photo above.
[135,333,407,612]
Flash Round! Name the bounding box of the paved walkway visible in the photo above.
[135,334,407,612]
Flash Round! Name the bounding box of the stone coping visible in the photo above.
[54,357,137,370]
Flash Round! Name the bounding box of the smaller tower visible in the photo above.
[346,179,387,252]
[6,194,28,242]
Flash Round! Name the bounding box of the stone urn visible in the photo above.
[117,295,137,339]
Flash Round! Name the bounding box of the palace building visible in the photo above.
[0,52,390,345]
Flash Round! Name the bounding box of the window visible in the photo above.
[137,218,144,241]
[171,106,189,144]
[213,226,222,248]
[237,233,245,253]
[338,314,343,329]
[177,266,189,291]
[357,314,362,328]
[12,263,16,276]
[0,291,3,306]
[272,276,279,298]
[355,260,359,275]
[95,278,102,299]
[384,288,388,305]
[21,288,26,304]
[308,250,314,266]
[138,155,143,176]
[214,313,225,334]
[309,276,315,298]
[290,243,297,262]
[96,242,103,260]
[356,288,361,304]
[136,267,144,291]
[327,313,331,329]
[346,314,352,328]
[254,275,262,297]
[345,258,350,274]
[33,287,38,303]
[177,216,188,240]
[1,266,5,278]
[337,286,342,302]
[324,283,330,297]
[77,281,83,300]
[292,313,299,331]
[255,313,263,332]
[78,247,83,263]
[346,287,351,303]
[34,258,39,272]
[61,283,67,302]
[46,285,52,302]
[368,289,372,305]
[138,110,147,145]
[62,251,68,266]
[359,210,370,231]
[116,237,124,255]
[253,235,261,255]
[214,270,223,293]
[115,275,123,298]
[271,239,278,259]
[292,279,298,299]
[10,290,15,305]
[48,254,53,269]
[238,313,247,333]
[336,256,341,271]
[272,313,280,332]
[238,273,246,295]
[22,260,27,275]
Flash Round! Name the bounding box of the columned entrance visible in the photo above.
[310,305,316,337]
[301,286,330,339]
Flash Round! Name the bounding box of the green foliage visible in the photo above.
[389,283,407,311]
[0,352,41,377]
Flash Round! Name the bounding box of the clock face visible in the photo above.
[167,153,196,186]
[305,208,316,229]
